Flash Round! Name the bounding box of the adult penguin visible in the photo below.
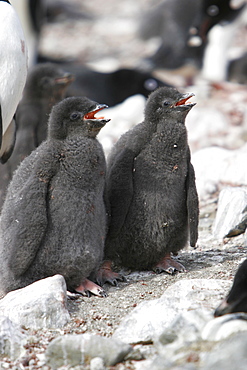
[0,0,28,163]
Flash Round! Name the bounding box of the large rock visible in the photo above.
[45,333,133,369]
[112,279,231,344]
[213,187,247,239]
[202,313,247,341]
[202,331,247,370]
[192,144,247,200]
[0,275,70,329]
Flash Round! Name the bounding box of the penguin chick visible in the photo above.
[97,87,199,286]
[215,259,247,317]
[0,63,74,209]
[0,96,110,297]
[0,0,28,163]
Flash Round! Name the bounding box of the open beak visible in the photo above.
[83,104,111,131]
[173,92,196,110]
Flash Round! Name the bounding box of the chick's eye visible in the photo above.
[70,112,80,120]
[163,101,170,106]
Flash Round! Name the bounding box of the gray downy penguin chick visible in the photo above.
[0,63,74,209]
[97,87,199,285]
[0,96,110,297]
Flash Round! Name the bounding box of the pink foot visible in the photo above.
[96,260,126,286]
[154,254,186,275]
[75,278,107,297]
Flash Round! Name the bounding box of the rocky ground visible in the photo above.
[3,215,247,369]
[2,0,247,368]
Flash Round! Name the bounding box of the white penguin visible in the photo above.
[0,0,28,163]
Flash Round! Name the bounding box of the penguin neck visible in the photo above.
[155,116,181,133]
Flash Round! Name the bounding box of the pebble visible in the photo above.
[90,357,105,370]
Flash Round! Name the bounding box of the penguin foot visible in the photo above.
[96,260,126,286]
[75,279,107,298]
[67,291,82,300]
[154,254,187,275]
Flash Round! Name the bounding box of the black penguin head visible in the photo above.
[25,63,74,99]
[48,96,110,140]
[191,0,245,41]
[145,87,196,124]
[215,259,247,317]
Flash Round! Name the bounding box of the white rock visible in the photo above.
[202,331,247,369]
[156,309,211,346]
[192,144,247,200]
[45,333,132,368]
[113,279,231,344]
[0,275,70,329]
[213,187,247,239]
[0,316,26,360]
[90,357,105,370]
[202,313,247,341]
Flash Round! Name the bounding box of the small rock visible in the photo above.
[45,334,83,369]
[213,187,247,239]
[45,333,132,368]
[84,333,132,366]
[90,357,105,370]
[0,316,27,360]
[0,275,70,329]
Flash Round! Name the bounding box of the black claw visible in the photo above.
[82,290,91,298]
[113,279,119,287]
[99,289,108,298]
[154,266,177,275]
[120,274,127,282]
[96,272,126,287]
[107,274,126,286]
[167,267,176,275]
[154,267,163,274]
